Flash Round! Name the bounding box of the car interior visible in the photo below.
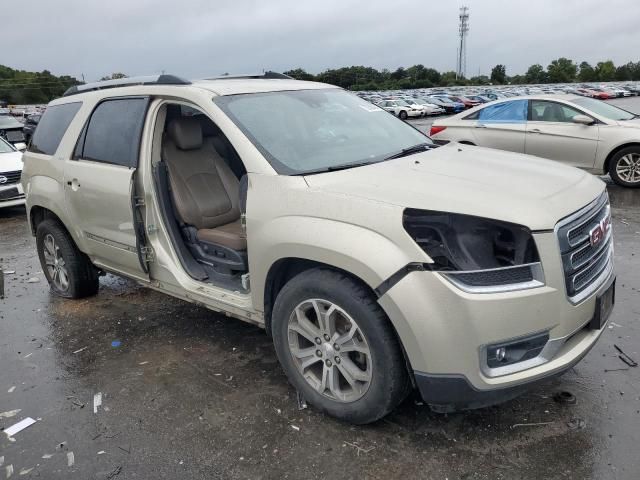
[152,103,249,292]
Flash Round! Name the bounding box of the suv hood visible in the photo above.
[304,144,605,231]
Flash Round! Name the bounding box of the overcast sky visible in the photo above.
[6,0,640,81]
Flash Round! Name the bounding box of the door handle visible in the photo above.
[475,124,487,129]
[528,128,542,134]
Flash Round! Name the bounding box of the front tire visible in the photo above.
[271,268,410,424]
[609,147,640,188]
[36,219,99,298]
[398,110,408,120]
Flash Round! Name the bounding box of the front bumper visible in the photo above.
[0,183,25,208]
[378,230,615,411]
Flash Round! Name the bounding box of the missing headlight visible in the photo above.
[403,209,544,293]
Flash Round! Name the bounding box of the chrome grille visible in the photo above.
[556,193,613,303]
[0,170,22,185]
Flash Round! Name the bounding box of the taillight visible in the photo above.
[430,125,447,136]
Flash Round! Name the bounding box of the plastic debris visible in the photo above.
[0,456,3,466]
[67,451,75,467]
[0,409,21,419]
[42,454,53,459]
[26,277,40,283]
[111,341,121,348]
[614,344,638,367]
[4,417,36,437]
[93,392,102,414]
[138,361,149,365]
[106,466,122,478]
[296,391,307,410]
[73,346,88,354]
[18,467,33,476]
[97,451,106,455]
[4,270,15,274]
[7,386,15,393]
[291,425,300,431]
[553,391,577,405]
[6,465,13,478]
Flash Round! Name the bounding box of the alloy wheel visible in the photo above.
[43,233,70,292]
[616,153,640,184]
[287,299,372,403]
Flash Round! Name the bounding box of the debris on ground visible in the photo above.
[291,425,300,431]
[67,451,75,467]
[511,422,554,429]
[26,277,40,283]
[614,344,638,367]
[0,409,21,419]
[5,465,13,478]
[72,346,88,354]
[343,441,376,456]
[7,386,16,393]
[605,368,630,372]
[93,392,102,414]
[567,418,587,430]
[4,417,36,437]
[296,391,307,410]
[106,465,122,478]
[553,391,577,405]
[19,467,33,475]
[111,341,121,348]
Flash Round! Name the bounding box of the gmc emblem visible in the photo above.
[589,215,611,246]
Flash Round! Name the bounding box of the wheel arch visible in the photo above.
[262,257,417,385]
[29,205,66,236]
[603,142,640,175]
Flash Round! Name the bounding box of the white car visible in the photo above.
[430,95,640,187]
[0,137,25,208]
[377,99,423,119]
[413,99,446,115]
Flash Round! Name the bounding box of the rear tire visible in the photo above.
[398,110,408,120]
[271,268,410,424]
[36,219,100,298]
[608,146,640,188]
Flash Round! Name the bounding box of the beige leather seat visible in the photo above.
[163,117,246,251]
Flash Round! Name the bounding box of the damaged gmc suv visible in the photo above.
[21,73,615,424]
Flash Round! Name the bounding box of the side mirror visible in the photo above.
[14,142,27,152]
[572,115,594,125]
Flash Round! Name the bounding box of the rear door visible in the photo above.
[471,99,528,153]
[63,96,151,281]
[525,100,599,168]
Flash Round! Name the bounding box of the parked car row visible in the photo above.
[0,136,25,209]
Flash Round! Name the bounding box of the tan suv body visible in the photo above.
[21,74,616,423]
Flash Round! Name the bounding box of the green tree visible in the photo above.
[469,75,490,85]
[615,63,632,81]
[595,61,616,81]
[99,72,128,81]
[547,58,577,83]
[490,64,506,84]
[525,64,547,84]
[578,62,596,82]
[283,68,315,81]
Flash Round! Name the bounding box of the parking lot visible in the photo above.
[0,99,639,480]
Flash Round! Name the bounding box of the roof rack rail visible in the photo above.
[62,74,191,97]
[203,71,292,81]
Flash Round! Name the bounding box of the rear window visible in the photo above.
[29,102,82,155]
[75,97,148,168]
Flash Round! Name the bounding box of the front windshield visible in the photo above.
[215,88,431,175]
[0,137,15,153]
[572,97,635,121]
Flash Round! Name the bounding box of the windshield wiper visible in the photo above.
[384,143,432,160]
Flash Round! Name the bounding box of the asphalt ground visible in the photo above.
[1,98,639,479]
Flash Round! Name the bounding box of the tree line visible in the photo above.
[3,57,640,105]
[0,65,81,105]
[284,58,640,90]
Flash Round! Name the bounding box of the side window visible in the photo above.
[478,100,527,123]
[530,100,585,123]
[29,102,82,155]
[76,97,148,167]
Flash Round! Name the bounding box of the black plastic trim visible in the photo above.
[374,263,434,297]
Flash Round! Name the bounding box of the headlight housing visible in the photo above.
[403,209,544,293]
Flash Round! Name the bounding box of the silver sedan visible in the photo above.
[430,95,640,187]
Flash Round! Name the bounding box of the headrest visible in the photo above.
[167,117,203,150]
